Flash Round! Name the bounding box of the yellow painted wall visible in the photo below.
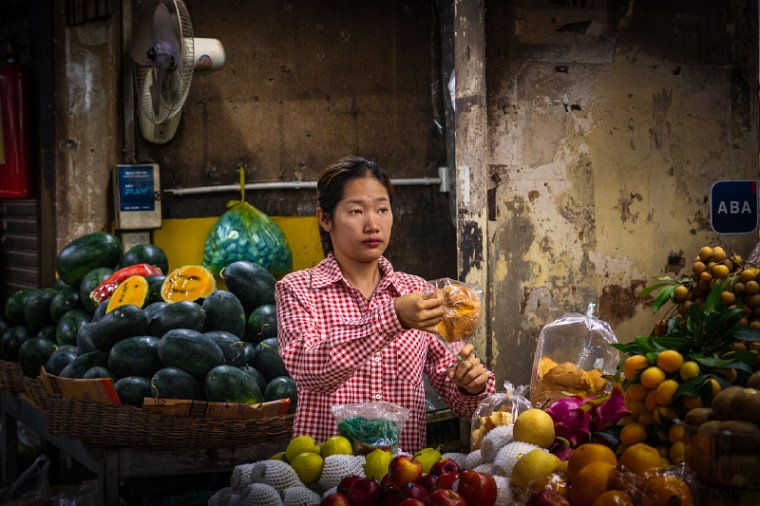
[153,216,324,275]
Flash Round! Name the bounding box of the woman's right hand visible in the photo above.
[394,291,444,333]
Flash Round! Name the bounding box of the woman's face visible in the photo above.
[319,175,393,265]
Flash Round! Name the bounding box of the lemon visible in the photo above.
[364,448,392,480]
[510,449,560,488]
[321,435,354,457]
[290,452,324,484]
[513,408,556,448]
[286,435,321,463]
[413,447,442,474]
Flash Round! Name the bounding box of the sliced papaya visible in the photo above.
[106,276,150,313]
[160,265,216,303]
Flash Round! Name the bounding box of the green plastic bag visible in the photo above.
[202,168,293,278]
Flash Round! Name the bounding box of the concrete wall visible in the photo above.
[484,0,759,386]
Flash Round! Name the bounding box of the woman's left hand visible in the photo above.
[447,343,488,394]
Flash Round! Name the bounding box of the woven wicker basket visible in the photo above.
[47,396,294,448]
[0,360,25,392]
[21,376,49,410]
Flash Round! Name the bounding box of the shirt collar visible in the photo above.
[311,252,401,294]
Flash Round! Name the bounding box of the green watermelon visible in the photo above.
[252,337,289,382]
[202,290,246,338]
[157,329,224,380]
[204,365,262,403]
[23,288,58,333]
[204,331,246,367]
[147,301,205,338]
[221,261,276,314]
[45,348,78,376]
[59,351,108,378]
[108,335,162,379]
[264,375,297,413]
[115,376,152,407]
[56,232,122,287]
[4,289,34,325]
[1,326,31,361]
[150,367,204,400]
[18,337,57,377]
[245,304,277,343]
[83,366,115,380]
[79,267,114,313]
[49,287,82,322]
[119,243,169,275]
[56,309,90,346]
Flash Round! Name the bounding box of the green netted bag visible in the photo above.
[202,168,293,278]
[331,401,409,454]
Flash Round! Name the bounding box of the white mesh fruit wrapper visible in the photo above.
[318,455,364,490]
[208,487,234,506]
[249,460,302,493]
[473,462,494,475]
[322,487,337,499]
[227,494,242,506]
[492,442,542,477]
[441,452,467,467]
[462,449,484,470]
[239,483,284,506]
[492,475,515,506]
[230,463,259,492]
[481,424,514,462]
[283,485,321,506]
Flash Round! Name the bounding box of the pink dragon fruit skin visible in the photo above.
[545,395,592,447]
[594,385,630,431]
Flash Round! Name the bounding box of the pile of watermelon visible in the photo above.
[0,231,296,412]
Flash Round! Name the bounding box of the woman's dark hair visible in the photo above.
[317,156,393,255]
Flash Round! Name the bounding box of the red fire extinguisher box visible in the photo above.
[0,63,34,199]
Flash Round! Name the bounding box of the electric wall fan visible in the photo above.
[130,0,225,144]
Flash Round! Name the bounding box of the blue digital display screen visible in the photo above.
[118,165,155,212]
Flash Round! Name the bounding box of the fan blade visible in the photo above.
[151,2,182,70]
[130,3,158,65]
[150,70,162,117]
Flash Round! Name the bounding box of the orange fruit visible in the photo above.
[704,377,721,396]
[699,246,713,262]
[673,285,689,301]
[712,264,730,278]
[569,462,616,506]
[681,395,702,410]
[645,389,659,412]
[667,423,684,444]
[654,379,679,406]
[623,355,650,379]
[668,441,685,464]
[567,443,618,481]
[619,443,664,475]
[625,383,648,402]
[619,422,648,445]
[591,490,634,506]
[711,246,728,262]
[639,473,694,506]
[637,410,654,426]
[679,361,700,380]
[655,350,684,374]
[640,366,666,389]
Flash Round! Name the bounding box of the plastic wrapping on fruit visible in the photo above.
[473,462,494,474]
[231,463,258,492]
[283,485,321,506]
[462,449,484,470]
[491,475,516,506]
[238,483,284,506]
[441,452,467,467]
[481,424,515,462]
[318,454,365,490]
[248,459,302,493]
[492,442,542,477]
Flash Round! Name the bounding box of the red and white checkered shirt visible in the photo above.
[275,253,495,452]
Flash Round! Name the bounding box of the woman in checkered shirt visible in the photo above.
[275,156,496,452]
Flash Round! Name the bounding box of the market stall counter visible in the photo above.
[0,390,288,504]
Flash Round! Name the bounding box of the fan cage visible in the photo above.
[135,0,195,123]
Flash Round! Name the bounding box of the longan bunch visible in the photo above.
[619,349,702,465]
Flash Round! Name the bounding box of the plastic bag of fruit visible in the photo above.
[529,304,620,407]
[424,278,483,351]
[202,167,292,278]
[332,401,410,454]
[470,382,532,450]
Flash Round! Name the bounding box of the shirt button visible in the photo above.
[375,393,382,400]
[374,355,381,362]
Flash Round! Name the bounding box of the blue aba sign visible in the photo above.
[710,180,758,235]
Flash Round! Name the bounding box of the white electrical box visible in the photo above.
[113,164,162,230]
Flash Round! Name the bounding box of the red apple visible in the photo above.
[322,492,351,506]
[526,489,571,506]
[429,457,460,477]
[338,475,362,496]
[425,488,467,506]
[436,471,459,490]
[346,477,383,506]
[417,474,438,492]
[456,470,497,506]
[400,482,429,501]
[382,486,403,506]
[399,499,426,506]
[387,455,423,489]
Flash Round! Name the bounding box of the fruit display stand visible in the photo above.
[0,387,293,505]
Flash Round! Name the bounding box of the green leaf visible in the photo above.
[652,285,676,312]
[612,342,642,354]
[651,336,692,352]
[673,374,705,400]
[704,284,723,313]
[634,336,657,353]
[640,281,675,298]
[731,326,760,342]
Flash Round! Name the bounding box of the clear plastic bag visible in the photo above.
[470,382,532,450]
[331,401,410,454]
[425,278,483,349]
[529,304,620,407]
[202,167,292,278]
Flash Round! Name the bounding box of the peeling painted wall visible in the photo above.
[54,16,120,249]
[485,0,759,386]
